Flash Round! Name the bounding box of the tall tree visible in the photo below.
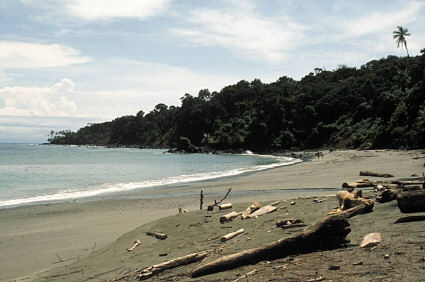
[393,26,411,57]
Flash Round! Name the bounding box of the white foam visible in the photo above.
[0,156,301,208]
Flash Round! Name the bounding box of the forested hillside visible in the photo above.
[49,51,425,152]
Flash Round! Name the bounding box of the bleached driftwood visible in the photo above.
[137,251,208,280]
[330,190,374,216]
[146,231,167,240]
[191,214,350,277]
[220,211,239,223]
[359,171,394,178]
[240,202,261,219]
[245,205,277,218]
[269,201,281,206]
[221,228,244,242]
[219,203,233,210]
[127,240,141,252]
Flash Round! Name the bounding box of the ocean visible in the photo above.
[0,144,301,208]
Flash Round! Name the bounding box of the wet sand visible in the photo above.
[0,149,424,281]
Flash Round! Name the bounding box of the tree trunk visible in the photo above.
[191,214,350,278]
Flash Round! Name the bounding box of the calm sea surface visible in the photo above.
[0,144,301,208]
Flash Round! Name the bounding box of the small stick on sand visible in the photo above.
[231,269,256,282]
[127,240,141,252]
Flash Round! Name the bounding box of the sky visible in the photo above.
[0,0,424,143]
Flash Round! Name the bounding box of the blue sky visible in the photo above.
[0,0,424,142]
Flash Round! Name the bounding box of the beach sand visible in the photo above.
[0,149,424,281]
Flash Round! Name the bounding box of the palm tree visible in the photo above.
[393,26,411,57]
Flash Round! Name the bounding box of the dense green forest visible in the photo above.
[49,51,425,152]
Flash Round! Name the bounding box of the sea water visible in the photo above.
[0,144,301,208]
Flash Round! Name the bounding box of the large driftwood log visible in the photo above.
[240,202,261,219]
[397,190,425,213]
[221,228,244,242]
[191,214,350,278]
[360,171,394,178]
[137,251,208,280]
[245,205,277,219]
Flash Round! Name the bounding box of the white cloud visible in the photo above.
[65,0,170,21]
[0,78,78,117]
[171,3,307,62]
[0,41,91,69]
[341,1,424,37]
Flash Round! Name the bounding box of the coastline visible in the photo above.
[1,149,424,281]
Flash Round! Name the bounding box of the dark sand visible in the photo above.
[1,149,424,281]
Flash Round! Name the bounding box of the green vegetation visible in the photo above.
[393,26,411,57]
[49,51,425,152]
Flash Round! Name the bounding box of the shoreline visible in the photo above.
[1,149,424,281]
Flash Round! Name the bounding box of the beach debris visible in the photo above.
[191,213,351,278]
[394,215,425,224]
[239,202,261,219]
[146,231,168,240]
[127,240,141,252]
[178,208,188,214]
[329,190,374,217]
[219,203,233,210]
[376,189,398,203]
[308,276,325,281]
[353,261,363,265]
[329,264,340,270]
[290,201,296,205]
[397,190,425,213]
[384,254,390,259]
[246,205,277,219]
[360,232,382,248]
[359,171,394,178]
[276,219,306,229]
[269,201,281,206]
[136,251,209,280]
[313,198,325,203]
[220,211,239,223]
[159,253,168,257]
[208,188,233,211]
[221,228,244,242]
[200,189,204,210]
[342,179,374,189]
[231,269,256,282]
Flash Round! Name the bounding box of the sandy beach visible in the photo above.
[1,149,424,281]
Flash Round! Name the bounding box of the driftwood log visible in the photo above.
[219,203,233,210]
[376,189,398,203]
[137,251,208,280]
[331,190,374,216]
[397,190,425,213]
[146,231,167,240]
[127,240,141,252]
[220,211,239,223]
[191,214,350,278]
[245,205,277,219]
[221,228,244,242]
[240,202,261,219]
[276,219,306,229]
[360,171,394,178]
